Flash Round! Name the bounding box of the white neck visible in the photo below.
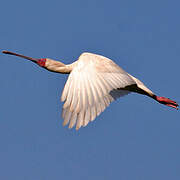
[44,58,73,74]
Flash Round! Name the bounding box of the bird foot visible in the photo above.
[155,96,179,109]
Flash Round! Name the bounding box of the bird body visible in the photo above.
[2,50,178,130]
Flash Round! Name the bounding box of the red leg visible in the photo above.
[155,96,179,110]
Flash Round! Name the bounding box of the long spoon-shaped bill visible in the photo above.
[2,50,39,62]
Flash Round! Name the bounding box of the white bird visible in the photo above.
[2,50,178,130]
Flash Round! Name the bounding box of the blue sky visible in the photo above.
[0,0,180,179]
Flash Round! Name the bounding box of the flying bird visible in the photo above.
[2,50,178,130]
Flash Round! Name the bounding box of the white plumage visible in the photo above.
[2,50,178,130]
[61,53,136,129]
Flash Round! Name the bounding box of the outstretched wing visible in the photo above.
[61,53,136,130]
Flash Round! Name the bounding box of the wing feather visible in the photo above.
[83,107,91,127]
[76,111,85,130]
[62,108,72,126]
[63,74,74,109]
[69,112,77,129]
[90,106,97,122]
[61,53,136,129]
[69,72,78,111]
[61,73,73,102]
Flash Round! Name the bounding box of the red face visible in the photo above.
[37,58,46,67]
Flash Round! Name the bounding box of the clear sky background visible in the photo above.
[0,0,180,179]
